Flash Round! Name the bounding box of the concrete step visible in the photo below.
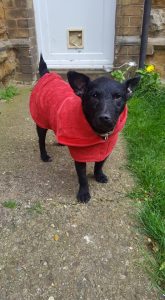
[50,69,110,80]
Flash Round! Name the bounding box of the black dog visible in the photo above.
[30,55,140,203]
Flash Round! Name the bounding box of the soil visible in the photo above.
[0,89,158,300]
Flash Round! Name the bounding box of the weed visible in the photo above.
[3,200,18,209]
[110,61,137,82]
[0,85,19,101]
[111,70,126,82]
[111,64,161,97]
[27,202,43,214]
[136,64,161,96]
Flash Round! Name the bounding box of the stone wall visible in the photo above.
[146,0,165,76]
[0,0,16,84]
[0,0,37,84]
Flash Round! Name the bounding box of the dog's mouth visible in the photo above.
[93,120,116,135]
[85,113,116,138]
[93,123,115,137]
[97,128,114,139]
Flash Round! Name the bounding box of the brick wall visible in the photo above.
[0,0,37,83]
[115,0,144,68]
[115,0,165,78]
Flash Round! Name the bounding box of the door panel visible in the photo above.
[33,0,116,69]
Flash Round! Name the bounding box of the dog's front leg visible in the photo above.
[94,158,108,183]
[75,161,90,203]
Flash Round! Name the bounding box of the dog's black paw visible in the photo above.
[94,172,108,183]
[41,154,52,162]
[77,188,91,203]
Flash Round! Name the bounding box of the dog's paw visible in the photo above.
[77,188,91,203]
[41,154,52,162]
[94,172,108,183]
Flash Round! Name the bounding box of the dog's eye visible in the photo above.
[116,99,122,107]
[114,94,122,108]
[92,92,98,98]
[114,93,121,100]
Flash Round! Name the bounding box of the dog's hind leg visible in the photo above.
[36,125,52,162]
[94,158,108,183]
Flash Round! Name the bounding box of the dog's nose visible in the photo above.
[99,114,112,123]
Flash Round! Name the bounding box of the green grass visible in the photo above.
[2,200,18,209]
[124,86,165,292]
[27,202,43,214]
[0,85,19,101]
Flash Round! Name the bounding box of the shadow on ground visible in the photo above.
[0,89,157,299]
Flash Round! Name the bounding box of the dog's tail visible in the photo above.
[39,54,49,77]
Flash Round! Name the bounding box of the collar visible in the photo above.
[97,129,114,140]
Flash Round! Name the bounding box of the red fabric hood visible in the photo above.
[30,72,128,162]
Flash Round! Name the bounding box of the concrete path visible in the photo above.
[0,89,157,299]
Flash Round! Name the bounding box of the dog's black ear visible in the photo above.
[124,76,140,100]
[67,71,90,97]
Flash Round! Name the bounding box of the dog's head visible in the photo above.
[67,71,140,135]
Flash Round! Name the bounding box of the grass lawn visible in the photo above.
[124,86,165,292]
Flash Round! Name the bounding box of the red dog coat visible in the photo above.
[30,72,127,162]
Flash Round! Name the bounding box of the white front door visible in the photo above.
[33,0,116,70]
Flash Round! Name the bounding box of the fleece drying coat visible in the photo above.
[30,72,128,162]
